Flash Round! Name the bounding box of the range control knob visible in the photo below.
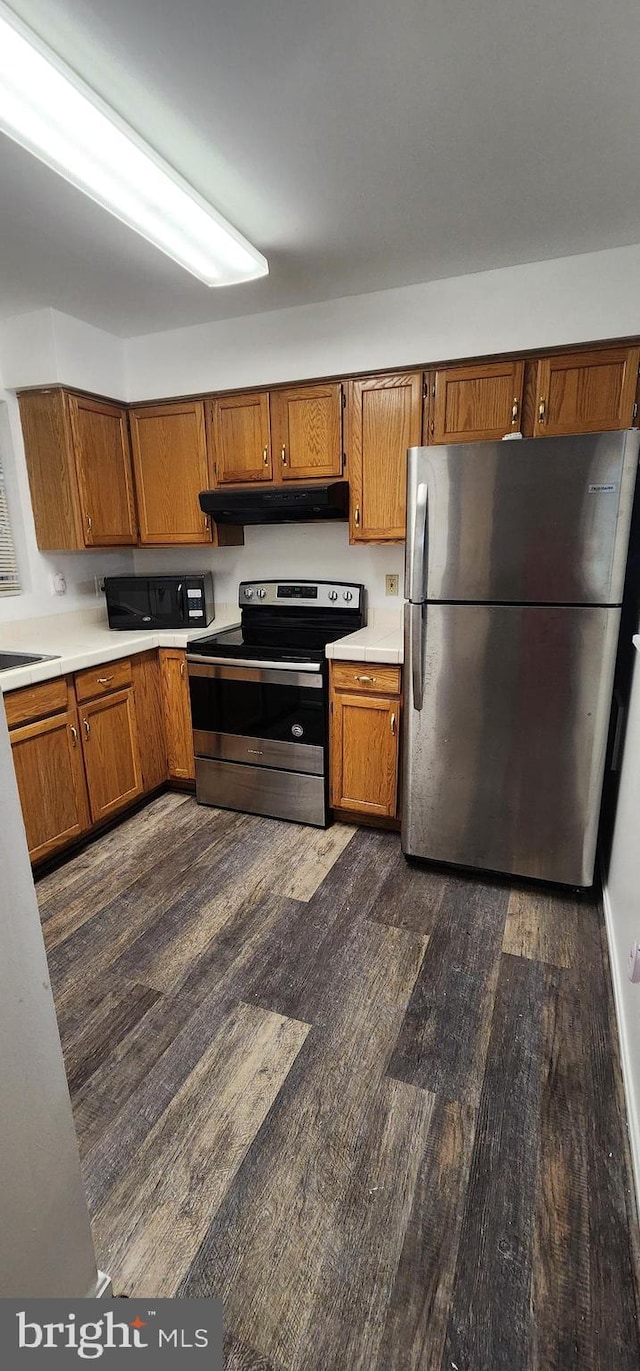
[343,590,353,602]
[257,587,267,599]
[244,587,254,599]
[328,589,338,602]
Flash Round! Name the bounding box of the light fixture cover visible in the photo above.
[0,1,268,287]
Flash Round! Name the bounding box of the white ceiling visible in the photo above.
[1,0,640,338]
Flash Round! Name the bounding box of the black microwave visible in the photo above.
[104,573,215,631]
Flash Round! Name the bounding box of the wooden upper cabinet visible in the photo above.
[270,382,343,481]
[67,394,137,545]
[18,388,136,550]
[159,649,195,780]
[207,391,272,484]
[347,373,422,543]
[10,706,90,863]
[533,346,640,436]
[129,400,212,544]
[78,687,143,822]
[431,360,525,444]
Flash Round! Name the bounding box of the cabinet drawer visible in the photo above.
[4,676,69,728]
[74,657,132,702]
[330,663,401,695]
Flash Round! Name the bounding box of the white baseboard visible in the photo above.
[93,1270,113,1299]
[602,879,640,1214]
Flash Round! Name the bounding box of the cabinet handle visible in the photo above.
[538,397,546,424]
[281,445,287,466]
[70,724,78,746]
[263,446,269,466]
[85,513,92,532]
[97,675,114,685]
[511,396,519,424]
[391,712,396,736]
[355,674,375,683]
[83,719,90,738]
[180,659,185,678]
[354,505,361,527]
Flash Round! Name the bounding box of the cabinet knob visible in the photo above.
[391,712,396,736]
[538,397,546,424]
[281,445,287,466]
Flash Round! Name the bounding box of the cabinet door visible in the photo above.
[207,392,272,483]
[18,389,84,550]
[270,383,342,481]
[330,691,399,816]
[67,394,137,545]
[129,401,212,544]
[10,708,90,862]
[533,346,640,436]
[79,688,143,822]
[132,651,168,792]
[159,649,195,780]
[432,360,524,444]
[348,373,422,542]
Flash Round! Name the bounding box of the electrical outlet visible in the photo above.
[385,574,399,596]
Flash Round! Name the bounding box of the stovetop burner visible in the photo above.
[188,579,366,665]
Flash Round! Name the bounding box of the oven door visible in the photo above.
[188,660,326,775]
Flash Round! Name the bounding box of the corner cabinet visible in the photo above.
[18,388,137,550]
[159,649,195,780]
[532,346,640,436]
[347,372,422,542]
[330,662,401,819]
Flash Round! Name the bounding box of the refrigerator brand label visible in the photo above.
[588,483,617,494]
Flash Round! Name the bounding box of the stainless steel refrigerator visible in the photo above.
[402,430,640,886]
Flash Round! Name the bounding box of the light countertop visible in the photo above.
[0,607,241,692]
[0,603,404,694]
[325,609,403,664]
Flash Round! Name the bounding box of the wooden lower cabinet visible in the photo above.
[330,663,401,818]
[132,651,168,791]
[159,649,195,780]
[78,687,143,822]
[10,706,90,862]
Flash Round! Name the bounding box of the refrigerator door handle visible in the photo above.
[410,482,429,602]
[410,602,425,711]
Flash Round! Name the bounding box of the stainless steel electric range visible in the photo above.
[187,580,366,826]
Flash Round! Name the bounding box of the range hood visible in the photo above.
[199,481,349,525]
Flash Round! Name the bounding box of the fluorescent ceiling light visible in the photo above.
[0,1,268,287]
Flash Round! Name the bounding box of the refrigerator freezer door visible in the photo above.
[402,602,621,885]
[405,431,639,606]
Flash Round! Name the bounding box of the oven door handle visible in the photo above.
[187,659,325,689]
[187,653,323,673]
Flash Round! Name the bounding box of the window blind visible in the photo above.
[0,458,20,594]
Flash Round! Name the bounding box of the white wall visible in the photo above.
[124,242,640,400]
[133,523,404,613]
[604,645,640,1207]
[0,704,100,1296]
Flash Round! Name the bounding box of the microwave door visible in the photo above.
[112,580,153,626]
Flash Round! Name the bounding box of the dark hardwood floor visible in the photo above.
[37,793,640,1369]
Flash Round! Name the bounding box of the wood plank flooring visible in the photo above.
[37,793,640,1370]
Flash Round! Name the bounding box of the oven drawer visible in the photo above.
[193,729,324,775]
[195,757,326,827]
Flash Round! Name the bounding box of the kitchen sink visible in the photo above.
[0,651,59,671]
